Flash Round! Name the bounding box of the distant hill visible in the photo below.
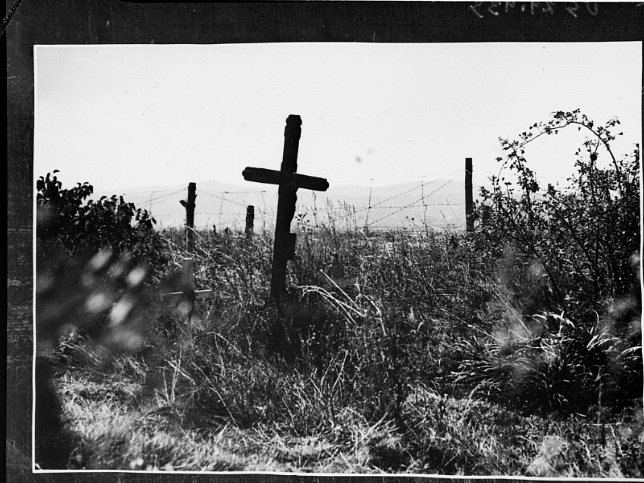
[97,177,487,232]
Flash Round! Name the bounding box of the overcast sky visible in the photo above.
[34,42,641,193]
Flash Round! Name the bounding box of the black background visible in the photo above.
[6,1,643,481]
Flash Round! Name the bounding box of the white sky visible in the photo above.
[34,42,641,193]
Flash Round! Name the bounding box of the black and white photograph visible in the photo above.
[6,1,644,480]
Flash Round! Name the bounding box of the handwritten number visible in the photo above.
[488,2,501,16]
[469,2,484,18]
[469,0,595,19]
[566,2,579,18]
[531,2,539,15]
[586,2,598,16]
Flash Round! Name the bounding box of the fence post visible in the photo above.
[465,158,474,233]
[180,182,196,250]
[245,205,255,238]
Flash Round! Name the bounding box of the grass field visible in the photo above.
[37,226,643,476]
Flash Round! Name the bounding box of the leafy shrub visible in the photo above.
[35,172,174,468]
[466,111,641,414]
[37,171,167,279]
[475,109,640,319]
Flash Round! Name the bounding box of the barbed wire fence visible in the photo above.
[120,164,572,235]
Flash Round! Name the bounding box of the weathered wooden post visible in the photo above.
[180,182,197,250]
[242,115,329,303]
[245,205,255,238]
[465,157,474,233]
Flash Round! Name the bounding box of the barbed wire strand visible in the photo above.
[365,178,456,227]
[142,169,476,229]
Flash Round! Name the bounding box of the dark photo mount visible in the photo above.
[6,1,643,482]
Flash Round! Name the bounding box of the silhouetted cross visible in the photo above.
[242,115,329,303]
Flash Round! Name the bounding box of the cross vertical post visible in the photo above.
[271,115,301,302]
[180,257,195,334]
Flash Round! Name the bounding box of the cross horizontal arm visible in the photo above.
[162,289,213,303]
[243,167,329,192]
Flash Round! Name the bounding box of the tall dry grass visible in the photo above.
[41,213,642,474]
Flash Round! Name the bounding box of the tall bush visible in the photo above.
[37,171,167,279]
[469,110,641,413]
[475,109,640,319]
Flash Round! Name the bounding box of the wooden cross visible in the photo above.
[161,258,213,306]
[161,258,213,342]
[242,115,329,303]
